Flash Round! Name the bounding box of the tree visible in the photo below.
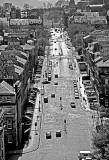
[36,27,51,56]
[23,3,30,10]
[92,120,109,159]
[66,22,94,47]
[93,131,107,159]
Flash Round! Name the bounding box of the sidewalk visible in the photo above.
[7,93,41,155]
[7,56,48,156]
[79,75,90,111]
[73,55,100,130]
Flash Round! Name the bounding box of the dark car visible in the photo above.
[73,83,77,87]
[44,97,48,103]
[46,132,51,139]
[75,94,79,99]
[56,130,61,137]
[70,102,76,108]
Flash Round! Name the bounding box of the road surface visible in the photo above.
[8,29,94,160]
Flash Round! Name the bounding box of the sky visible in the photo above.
[0,0,80,8]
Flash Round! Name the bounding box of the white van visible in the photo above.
[78,151,92,160]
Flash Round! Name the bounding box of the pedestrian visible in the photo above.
[64,119,67,134]
[35,122,38,135]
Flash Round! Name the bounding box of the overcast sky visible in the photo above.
[0,0,80,8]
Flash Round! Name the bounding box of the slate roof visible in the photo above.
[20,51,28,59]
[21,44,35,50]
[94,56,102,63]
[0,109,4,119]
[0,45,8,51]
[16,55,27,65]
[0,81,15,95]
[89,4,105,7]
[96,58,109,67]
[14,64,24,75]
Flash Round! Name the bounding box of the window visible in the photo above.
[7,119,12,129]
[7,96,11,103]
[0,143,1,150]
[105,99,108,107]
[8,135,13,143]
[105,88,108,95]
[0,97,2,102]
[105,79,109,85]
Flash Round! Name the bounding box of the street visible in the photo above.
[8,29,94,160]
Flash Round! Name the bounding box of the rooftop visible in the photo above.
[0,45,8,51]
[0,109,4,121]
[0,81,15,95]
[21,44,35,50]
[96,58,109,67]
[14,64,24,75]
[94,56,102,63]
[88,4,105,7]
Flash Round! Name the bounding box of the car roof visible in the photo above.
[80,151,91,154]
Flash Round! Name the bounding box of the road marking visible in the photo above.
[67,113,82,119]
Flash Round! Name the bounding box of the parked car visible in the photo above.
[69,65,73,70]
[54,81,58,85]
[73,83,77,87]
[69,63,72,68]
[75,93,79,99]
[78,151,94,160]
[73,80,77,83]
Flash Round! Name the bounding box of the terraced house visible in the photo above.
[82,30,109,108]
[0,39,36,149]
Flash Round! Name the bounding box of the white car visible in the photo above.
[78,151,93,160]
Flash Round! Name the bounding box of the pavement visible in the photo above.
[7,45,48,159]
[71,45,100,132]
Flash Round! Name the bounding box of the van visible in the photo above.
[78,151,92,160]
